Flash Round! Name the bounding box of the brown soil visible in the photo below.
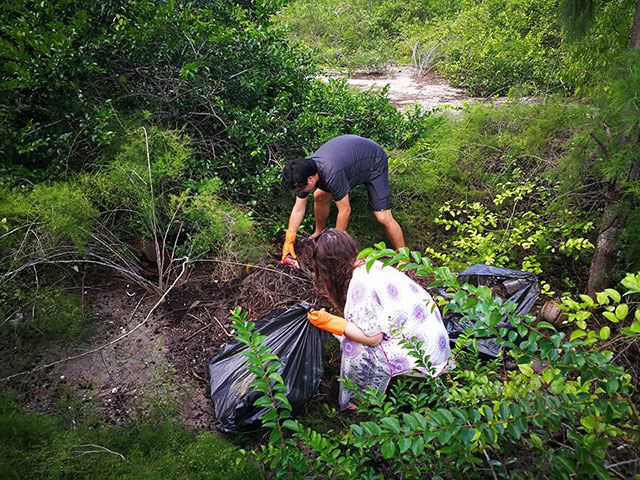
[0,240,333,429]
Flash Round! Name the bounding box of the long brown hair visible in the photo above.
[311,229,359,315]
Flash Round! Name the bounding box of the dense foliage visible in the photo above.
[1,0,312,179]
[279,0,637,94]
[236,245,640,479]
[0,0,426,204]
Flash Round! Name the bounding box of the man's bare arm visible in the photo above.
[287,195,308,232]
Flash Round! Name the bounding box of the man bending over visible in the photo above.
[281,134,405,262]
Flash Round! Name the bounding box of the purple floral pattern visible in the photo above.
[394,312,408,329]
[390,357,410,374]
[437,334,448,352]
[413,304,427,322]
[351,282,366,304]
[387,283,399,300]
[343,338,358,358]
[372,291,382,306]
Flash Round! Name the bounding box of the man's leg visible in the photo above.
[311,189,333,238]
[372,209,405,249]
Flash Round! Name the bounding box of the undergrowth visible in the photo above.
[234,245,640,478]
[0,392,260,480]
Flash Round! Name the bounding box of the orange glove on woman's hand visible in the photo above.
[281,229,297,262]
[307,308,347,336]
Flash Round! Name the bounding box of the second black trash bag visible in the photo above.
[208,304,329,433]
[442,265,540,358]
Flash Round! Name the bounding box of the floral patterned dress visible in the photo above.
[338,261,452,409]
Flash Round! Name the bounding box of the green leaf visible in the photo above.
[482,405,494,421]
[411,436,425,456]
[569,330,587,342]
[282,420,302,432]
[599,326,610,340]
[269,372,285,385]
[537,321,556,331]
[580,415,597,432]
[381,440,395,459]
[518,364,534,377]
[508,422,522,439]
[482,427,496,444]
[596,291,609,305]
[398,437,412,454]
[603,311,619,323]
[529,432,543,449]
[268,427,283,444]
[579,294,594,306]
[381,417,401,433]
[604,288,621,303]
[461,427,475,444]
[615,304,628,320]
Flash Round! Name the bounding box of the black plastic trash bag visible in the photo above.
[442,265,540,358]
[208,304,329,433]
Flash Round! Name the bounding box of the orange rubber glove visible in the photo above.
[307,308,347,336]
[281,229,297,262]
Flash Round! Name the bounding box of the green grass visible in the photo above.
[0,392,262,480]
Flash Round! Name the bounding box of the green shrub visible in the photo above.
[277,0,397,70]
[0,0,316,184]
[425,177,595,292]
[559,0,637,94]
[239,247,640,479]
[379,100,593,255]
[0,182,98,253]
[433,0,564,95]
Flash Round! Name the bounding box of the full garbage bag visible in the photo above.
[441,265,540,357]
[208,304,328,432]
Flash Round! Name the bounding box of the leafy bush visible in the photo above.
[434,0,564,95]
[277,0,398,70]
[555,50,640,277]
[425,177,595,291]
[0,126,265,341]
[0,0,315,182]
[0,182,98,253]
[0,392,261,479]
[237,245,640,479]
[379,100,593,255]
[559,0,637,94]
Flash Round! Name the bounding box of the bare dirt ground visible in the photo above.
[0,242,332,430]
[324,65,483,111]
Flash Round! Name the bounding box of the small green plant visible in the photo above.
[426,177,595,286]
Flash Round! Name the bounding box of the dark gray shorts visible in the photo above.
[364,162,391,211]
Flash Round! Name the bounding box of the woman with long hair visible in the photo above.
[308,229,452,410]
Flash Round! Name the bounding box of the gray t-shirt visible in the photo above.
[297,135,388,201]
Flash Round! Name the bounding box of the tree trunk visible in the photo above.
[585,0,640,294]
[586,184,624,295]
[631,0,640,48]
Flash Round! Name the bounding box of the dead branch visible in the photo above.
[71,444,126,461]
